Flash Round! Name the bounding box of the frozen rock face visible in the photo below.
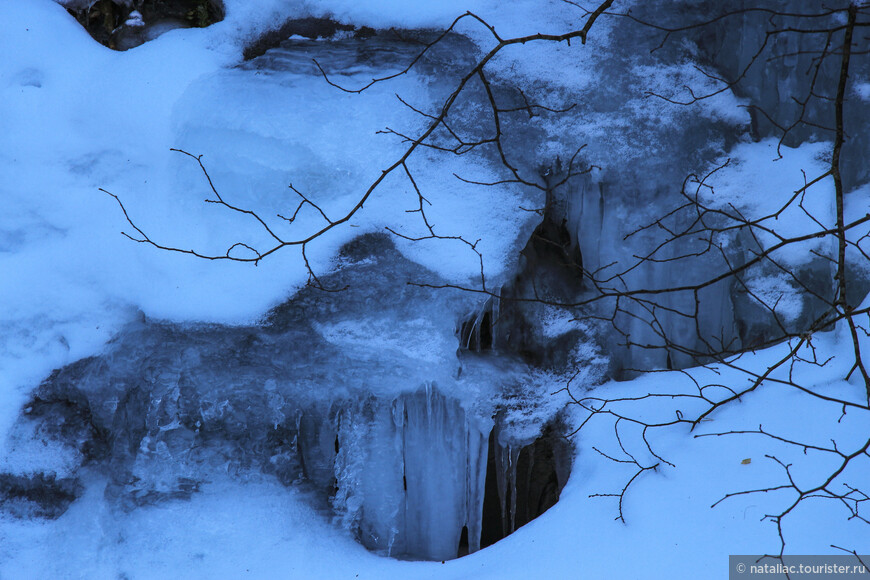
[422,5,751,375]
[0,28,571,560]
[0,473,82,520]
[562,171,739,373]
[664,0,870,188]
[491,160,740,376]
[242,18,368,61]
[488,1,869,374]
[3,235,570,561]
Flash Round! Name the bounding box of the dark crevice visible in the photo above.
[457,525,469,558]
[493,163,587,369]
[480,422,571,550]
[480,429,504,548]
[458,299,496,352]
[0,473,83,519]
[242,18,362,61]
[65,0,224,51]
[24,376,110,463]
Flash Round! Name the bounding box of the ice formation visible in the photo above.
[3,235,570,561]
[3,0,870,573]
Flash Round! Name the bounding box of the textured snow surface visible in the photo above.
[701,139,836,267]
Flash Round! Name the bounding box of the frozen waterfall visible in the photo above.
[3,235,570,561]
[332,384,490,560]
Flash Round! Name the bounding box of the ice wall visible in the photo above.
[486,0,870,374]
[565,172,738,372]
[332,385,490,560]
[677,0,870,189]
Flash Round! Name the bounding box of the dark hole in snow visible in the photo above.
[0,473,83,519]
[242,17,360,61]
[480,423,570,550]
[458,299,496,352]
[64,0,225,51]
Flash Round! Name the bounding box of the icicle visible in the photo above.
[493,435,508,538]
[401,383,465,560]
[507,445,520,534]
[464,415,490,554]
[458,299,495,352]
[333,396,405,556]
[491,288,501,350]
[328,384,499,560]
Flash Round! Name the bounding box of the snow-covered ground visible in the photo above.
[1,0,868,578]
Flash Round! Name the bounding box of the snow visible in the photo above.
[629,62,750,126]
[125,10,145,27]
[744,272,804,323]
[0,0,868,578]
[700,139,836,268]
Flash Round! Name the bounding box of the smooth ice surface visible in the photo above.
[334,385,490,560]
